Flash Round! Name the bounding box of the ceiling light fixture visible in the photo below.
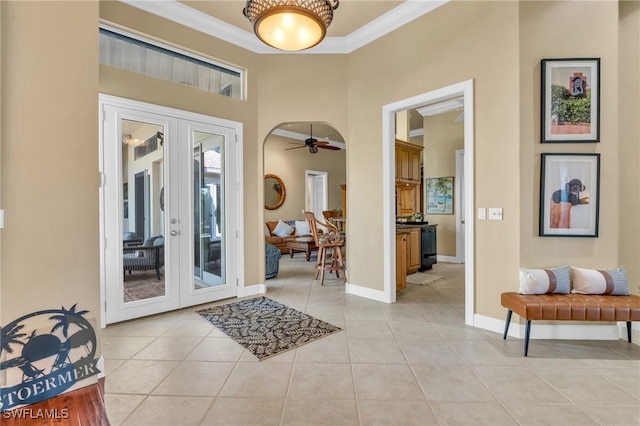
[243,0,339,51]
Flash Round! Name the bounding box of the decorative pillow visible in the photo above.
[295,220,311,236]
[571,266,630,295]
[518,265,571,294]
[264,223,271,237]
[272,219,294,237]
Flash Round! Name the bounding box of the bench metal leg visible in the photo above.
[627,321,632,343]
[503,310,513,340]
[524,320,532,356]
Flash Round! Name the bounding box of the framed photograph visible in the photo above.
[426,177,454,214]
[123,182,129,200]
[541,58,600,143]
[123,201,129,219]
[539,153,600,237]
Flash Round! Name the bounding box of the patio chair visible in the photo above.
[123,235,165,280]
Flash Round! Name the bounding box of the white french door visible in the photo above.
[100,95,242,324]
[179,120,238,307]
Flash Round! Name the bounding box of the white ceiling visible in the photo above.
[121,0,448,54]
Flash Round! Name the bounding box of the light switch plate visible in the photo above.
[0,210,4,228]
[477,208,486,220]
[489,208,503,220]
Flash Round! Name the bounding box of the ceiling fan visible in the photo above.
[285,124,340,154]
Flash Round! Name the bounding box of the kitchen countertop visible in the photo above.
[396,223,437,229]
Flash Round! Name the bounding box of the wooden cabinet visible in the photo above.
[395,140,423,183]
[395,232,407,292]
[395,140,423,216]
[406,228,421,274]
[396,183,420,216]
[340,184,347,218]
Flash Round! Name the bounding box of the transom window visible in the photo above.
[99,27,243,99]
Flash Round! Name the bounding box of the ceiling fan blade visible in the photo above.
[318,144,341,151]
[285,145,307,151]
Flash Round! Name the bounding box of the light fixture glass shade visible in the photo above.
[244,0,339,51]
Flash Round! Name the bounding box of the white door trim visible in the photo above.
[378,79,475,326]
[455,149,465,264]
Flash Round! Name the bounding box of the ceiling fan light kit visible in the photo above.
[243,0,339,51]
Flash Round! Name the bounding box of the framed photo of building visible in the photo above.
[426,177,454,214]
[541,58,600,143]
[539,153,600,237]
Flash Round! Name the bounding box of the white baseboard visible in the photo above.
[345,282,391,303]
[238,283,266,297]
[437,255,457,263]
[474,313,640,346]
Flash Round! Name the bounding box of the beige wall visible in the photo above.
[423,110,464,257]
[264,135,346,223]
[619,1,640,294]
[519,2,621,278]
[348,1,521,308]
[1,1,100,331]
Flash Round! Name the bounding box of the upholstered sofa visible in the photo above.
[264,220,313,254]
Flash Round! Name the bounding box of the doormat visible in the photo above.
[196,297,341,360]
[406,272,444,285]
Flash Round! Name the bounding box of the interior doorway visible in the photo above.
[305,170,328,220]
[382,79,475,326]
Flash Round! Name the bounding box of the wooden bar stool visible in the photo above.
[304,211,347,285]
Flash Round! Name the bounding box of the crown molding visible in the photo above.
[416,97,464,116]
[121,0,448,54]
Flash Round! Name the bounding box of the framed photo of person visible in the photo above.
[539,153,600,237]
[541,58,600,143]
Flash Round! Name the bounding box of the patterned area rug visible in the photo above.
[406,272,444,285]
[197,297,342,360]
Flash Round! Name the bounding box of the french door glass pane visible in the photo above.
[193,131,225,288]
[121,119,166,302]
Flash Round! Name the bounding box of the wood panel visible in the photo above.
[396,233,407,292]
[2,379,109,425]
[399,149,410,180]
[397,184,418,216]
[407,228,421,274]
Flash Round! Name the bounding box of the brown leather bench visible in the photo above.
[501,292,640,356]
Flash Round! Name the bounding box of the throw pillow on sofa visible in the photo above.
[571,266,630,295]
[273,219,295,237]
[518,265,570,294]
[294,220,311,236]
[264,223,271,237]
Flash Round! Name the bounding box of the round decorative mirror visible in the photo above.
[264,174,286,210]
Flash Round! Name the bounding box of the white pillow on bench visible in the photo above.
[571,266,630,295]
[518,265,571,294]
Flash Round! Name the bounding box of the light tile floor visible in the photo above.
[104,258,640,425]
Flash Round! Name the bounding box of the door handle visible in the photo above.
[170,230,179,236]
